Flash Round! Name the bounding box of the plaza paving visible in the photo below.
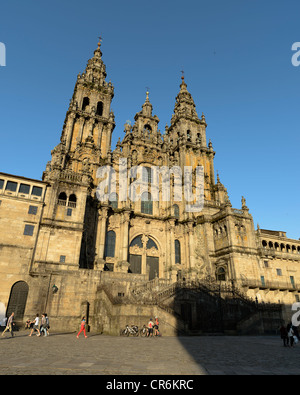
[0,330,299,375]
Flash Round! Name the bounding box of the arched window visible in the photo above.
[147,238,158,250]
[141,192,153,215]
[96,101,103,116]
[82,97,90,111]
[216,267,226,281]
[175,240,181,264]
[130,235,143,248]
[58,192,67,206]
[68,194,77,208]
[104,230,116,258]
[173,204,179,219]
[109,192,118,209]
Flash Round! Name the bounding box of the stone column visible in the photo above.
[65,113,76,152]
[169,219,175,266]
[95,206,108,267]
[187,221,196,270]
[141,235,148,277]
[122,211,130,262]
[97,123,104,147]
[77,117,85,144]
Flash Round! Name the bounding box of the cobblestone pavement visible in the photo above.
[0,331,299,375]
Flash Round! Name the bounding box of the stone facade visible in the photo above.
[0,40,299,334]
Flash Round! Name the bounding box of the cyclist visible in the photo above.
[154,316,159,336]
[147,318,154,337]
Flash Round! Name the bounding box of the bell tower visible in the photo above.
[44,38,115,184]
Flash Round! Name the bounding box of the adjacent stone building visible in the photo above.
[0,40,299,335]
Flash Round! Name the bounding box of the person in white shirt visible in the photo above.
[29,314,40,336]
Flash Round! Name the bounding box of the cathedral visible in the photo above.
[0,40,299,335]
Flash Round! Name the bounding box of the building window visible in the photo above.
[147,238,158,250]
[276,269,282,276]
[28,205,38,215]
[263,260,269,268]
[141,192,153,215]
[19,183,30,194]
[82,97,89,111]
[290,276,296,288]
[216,267,226,281]
[175,240,181,264]
[24,224,34,236]
[130,235,143,248]
[261,276,265,287]
[109,192,118,209]
[96,101,103,116]
[58,192,67,206]
[68,194,77,208]
[296,294,300,303]
[173,204,179,219]
[5,181,17,192]
[104,230,116,258]
[0,179,4,189]
[59,255,66,263]
[67,208,72,216]
[142,167,152,184]
[32,186,42,197]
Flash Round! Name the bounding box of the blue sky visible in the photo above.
[0,0,299,239]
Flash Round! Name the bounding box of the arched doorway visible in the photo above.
[129,235,159,280]
[6,281,29,321]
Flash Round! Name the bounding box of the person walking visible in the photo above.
[40,314,48,337]
[279,323,288,347]
[1,312,15,337]
[154,317,159,336]
[29,314,40,337]
[287,322,295,347]
[147,318,154,337]
[45,313,50,336]
[77,317,87,338]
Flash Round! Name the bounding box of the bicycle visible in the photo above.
[139,325,148,337]
[120,324,139,337]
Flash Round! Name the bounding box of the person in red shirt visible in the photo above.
[77,316,87,338]
[154,317,159,336]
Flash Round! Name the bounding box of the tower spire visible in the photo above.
[97,35,102,49]
[141,87,152,117]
